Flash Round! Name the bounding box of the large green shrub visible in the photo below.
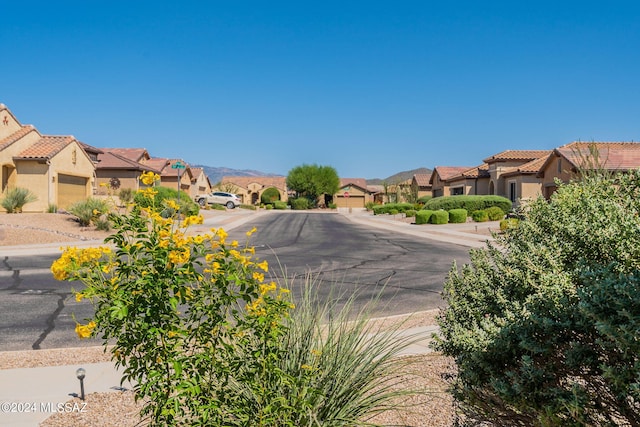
[415,210,434,225]
[290,197,309,210]
[260,187,281,204]
[417,195,432,204]
[429,210,449,224]
[485,206,505,221]
[433,171,640,426]
[1,187,37,213]
[273,201,287,210]
[448,208,467,223]
[372,203,415,215]
[423,195,512,214]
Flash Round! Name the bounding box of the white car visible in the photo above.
[195,191,241,209]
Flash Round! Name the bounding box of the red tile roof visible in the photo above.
[501,153,552,176]
[340,178,368,190]
[432,166,472,182]
[96,151,162,172]
[14,136,75,160]
[558,146,640,171]
[145,157,171,172]
[412,173,432,187]
[460,163,490,179]
[103,148,150,163]
[0,125,38,151]
[483,150,550,163]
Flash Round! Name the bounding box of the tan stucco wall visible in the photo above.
[49,143,95,211]
[13,161,48,212]
[0,112,23,139]
[95,171,141,195]
[0,131,41,167]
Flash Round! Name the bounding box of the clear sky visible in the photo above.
[2,1,640,179]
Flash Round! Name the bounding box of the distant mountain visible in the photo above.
[192,164,283,185]
[366,167,433,185]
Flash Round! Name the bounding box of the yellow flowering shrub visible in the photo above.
[51,173,294,426]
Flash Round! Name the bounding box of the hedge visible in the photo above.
[415,210,434,225]
[290,198,309,210]
[471,210,489,222]
[422,195,512,215]
[448,209,468,223]
[273,201,288,210]
[373,203,416,215]
[430,210,449,224]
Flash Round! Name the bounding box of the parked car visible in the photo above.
[194,191,241,209]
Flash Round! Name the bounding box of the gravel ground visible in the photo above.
[0,212,459,426]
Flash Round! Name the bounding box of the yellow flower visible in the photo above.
[253,272,265,283]
[246,226,257,237]
[140,171,160,186]
[168,248,190,264]
[259,281,277,295]
[181,215,204,227]
[231,240,239,248]
[75,321,96,339]
[75,292,84,302]
[166,199,180,210]
[301,364,314,371]
[257,260,269,272]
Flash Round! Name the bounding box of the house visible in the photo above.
[218,176,288,205]
[190,167,212,199]
[537,141,640,199]
[437,164,491,197]
[334,178,374,209]
[482,150,550,198]
[429,166,473,197]
[0,104,96,212]
[94,150,163,194]
[411,174,433,200]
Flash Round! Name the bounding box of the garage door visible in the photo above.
[58,174,88,208]
[335,195,365,208]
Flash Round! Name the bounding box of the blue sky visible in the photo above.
[2,1,640,179]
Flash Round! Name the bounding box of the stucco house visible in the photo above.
[190,167,212,199]
[335,178,374,209]
[218,176,288,205]
[411,174,433,200]
[429,166,473,197]
[0,104,96,212]
[537,141,640,199]
[94,148,162,194]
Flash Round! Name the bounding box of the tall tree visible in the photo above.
[286,164,340,206]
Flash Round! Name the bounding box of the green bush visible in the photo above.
[47,204,58,214]
[134,186,199,217]
[68,198,111,227]
[290,198,309,210]
[373,202,415,215]
[471,209,488,222]
[429,210,449,224]
[273,201,288,210]
[485,206,505,221]
[240,204,256,210]
[1,187,37,213]
[448,208,468,223]
[260,187,281,204]
[417,195,432,204]
[405,209,416,218]
[433,170,640,426]
[423,195,512,214]
[389,209,399,215]
[265,204,273,210]
[365,201,377,211]
[415,210,434,225]
[328,202,337,209]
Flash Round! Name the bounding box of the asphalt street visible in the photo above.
[0,211,471,351]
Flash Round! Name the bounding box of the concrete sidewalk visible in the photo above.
[0,208,480,426]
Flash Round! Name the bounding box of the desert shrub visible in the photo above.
[273,201,288,210]
[433,171,640,426]
[471,209,488,222]
[417,195,432,204]
[405,209,416,218]
[373,203,415,215]
[448,208,468,223]
[290,197,309,210]
[485,206,505,221]
[210,203,226,211]
[423,195,511,214]
[1,187,37,213]
[429,210,449,224]
[134,185,199,217]
[47,204,58,214]
[118,188,134,204]
[415,210,434,225]
[265,204,273,210]
[328,202,337,209]
[499,217,519,231]
[389,209,399,215]
[240,204,256,210]
[260,187,280,204]
[68,198,110,226]
[365,201,377,211]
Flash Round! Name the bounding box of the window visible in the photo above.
[451,186,464,196]
[509,181,517,202]
[557,158,562,174]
